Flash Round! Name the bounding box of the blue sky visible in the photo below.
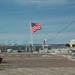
[0,0,75,44]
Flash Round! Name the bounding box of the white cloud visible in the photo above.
[1,0,75,6]
[34,32,75,40]
[0,32,74,44]
[0,34,29,40]
[42,32,75,44]
[13,0,69,5]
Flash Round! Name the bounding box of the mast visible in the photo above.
[30,22,33,52]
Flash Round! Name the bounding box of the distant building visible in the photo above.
[70,39,75,47]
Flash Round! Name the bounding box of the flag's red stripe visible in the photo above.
[31,23,42,33]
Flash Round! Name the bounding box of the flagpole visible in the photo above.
[30,22,33,48]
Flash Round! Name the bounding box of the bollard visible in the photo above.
[0,58,3,63]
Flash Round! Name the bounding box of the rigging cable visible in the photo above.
[48,20,75,42]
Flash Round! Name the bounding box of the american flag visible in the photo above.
[31,22,43,34]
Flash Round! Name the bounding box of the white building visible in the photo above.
[70,39,75,47]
